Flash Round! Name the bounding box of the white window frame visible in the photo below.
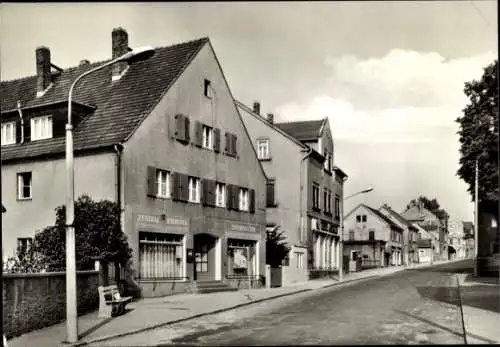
[239,188,249,211]
[17,172,32,200]
[1,121,16,146]
[216,183,226,207]
[30,115,53,141]
[296,252,304,269]
[156,170,170,198]
[256,138,270,159]
[189,177,200,203]
[202,125,213,149]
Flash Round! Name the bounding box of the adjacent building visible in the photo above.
[462,221,475,258]
[401,202,447,261]
[343,204,404,268]
[238,101,347,284]
[379,204,419,265]
[1,28,268,296]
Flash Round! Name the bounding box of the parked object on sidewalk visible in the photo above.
[3,334,7,347]
[98,285,132,318]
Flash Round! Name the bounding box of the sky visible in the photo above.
[1,2,497,222]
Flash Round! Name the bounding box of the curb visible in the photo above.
[64,288,313,346]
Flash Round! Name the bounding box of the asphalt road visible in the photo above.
[92,260,487,346]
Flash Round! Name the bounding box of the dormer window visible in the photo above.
[1,121,16,146]
[31,115,52,141]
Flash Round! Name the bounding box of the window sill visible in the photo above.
[312,207,321,213]
[324,212,333,217]
[266,203,278,208]
[156,195,172,200]
[323,169,333,176]
[17,197,32,201]
[259,157,272,162]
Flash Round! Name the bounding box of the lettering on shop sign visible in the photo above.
[137,214,188,226]
[230,224,256,233]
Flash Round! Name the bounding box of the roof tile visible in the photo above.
[1,37,208,161]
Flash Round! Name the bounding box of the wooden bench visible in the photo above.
[98,285,132,318]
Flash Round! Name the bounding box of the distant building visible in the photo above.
[343,204,404,268]
[414,223,439,263]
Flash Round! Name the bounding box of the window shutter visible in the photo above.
[224,132,230,154]
[201,179,209,206]
[194,121,203,147]
[184,117,190,143]
[211,180,217,206]
[249,188,255,213]
[174,114,184,141]
[172,172,181,201]
[53,118,65,138]
[15,120,22,144]
[146,166,158,197]
[213,128,221,153]
[226,184,233,209]
[234,186,240,210]
[181,174,190,202]
[232,134,237,156]
[266,181,275,207]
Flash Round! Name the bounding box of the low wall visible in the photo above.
[138,280,192,297]
[227,276,264,289]
[281,265,308,286]
[2,270,99,338]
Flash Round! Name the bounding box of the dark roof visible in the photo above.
[274,119,324,142]
[363,204,403,231]
[380,204,416,229]
[1,37,208,161]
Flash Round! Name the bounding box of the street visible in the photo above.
[89,260,497,346]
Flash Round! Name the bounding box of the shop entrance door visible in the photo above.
[194,234,217,281]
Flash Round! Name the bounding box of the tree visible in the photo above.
[6,195,133,272]
[266,225,291,267]
[406,196,449,223]
[456,60,499,214]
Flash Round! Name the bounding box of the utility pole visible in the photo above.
[474,159,479,277]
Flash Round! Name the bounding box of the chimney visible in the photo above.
[267,113,274,124]
[79,59,90,66]
[112,27,129,81]
[36,46,51,96]
[252,101,261,115]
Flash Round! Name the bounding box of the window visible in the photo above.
[31,115,53,140]
[239,188,249,211]
[257,138,270,159]
[156,170,170,198]
[227,239,256,277]
[216,183,226,207]
[266,179,276,207]
[296,252,304,269]
[328,191,332,214]
[202,125,213,149]
[356,215,366,223]
[139,232,184,279]
[312,183,320,210]
[369,230,375,241]
[17,172,32,200]
[1,121,16,146]
[17,237,32,255]
[188,177,200,203]
[204,79,212,98]
[196,244,209,272]
[323,189,328,212]
[356,215,361,222]
[335,196,340,219]
[323,149,332,172]
[362,215,367,222]
[349,231,355,241]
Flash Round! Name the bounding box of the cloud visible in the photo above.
[274,49,496,220]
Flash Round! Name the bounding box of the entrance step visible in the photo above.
[191,280,238,294]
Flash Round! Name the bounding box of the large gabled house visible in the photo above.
[238,101,347,284]
[1,28,268,297]
[343,204,404,267]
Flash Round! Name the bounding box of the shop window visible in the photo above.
[138,232,184,280]
[227,238,256,277]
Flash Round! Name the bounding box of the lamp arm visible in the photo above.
[67,57,121,125]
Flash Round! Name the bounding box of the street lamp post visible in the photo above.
[473,158,479,277]
[65,46,154,343]
[338,187,373,282]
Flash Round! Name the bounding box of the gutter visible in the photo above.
[16,101,24,144]
[299,148,314,242]
[113,143,124,212]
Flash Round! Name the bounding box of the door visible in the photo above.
[194,234,216,281]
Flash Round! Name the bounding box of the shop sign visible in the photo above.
[228,223,257,233]
[137,214,188,226]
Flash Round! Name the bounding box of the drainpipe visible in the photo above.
[113,143,124,283]
[299,148,313,245]
[17,101,24,143]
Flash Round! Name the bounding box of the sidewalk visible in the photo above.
[456,273,500,344]
[5,262,453,347]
